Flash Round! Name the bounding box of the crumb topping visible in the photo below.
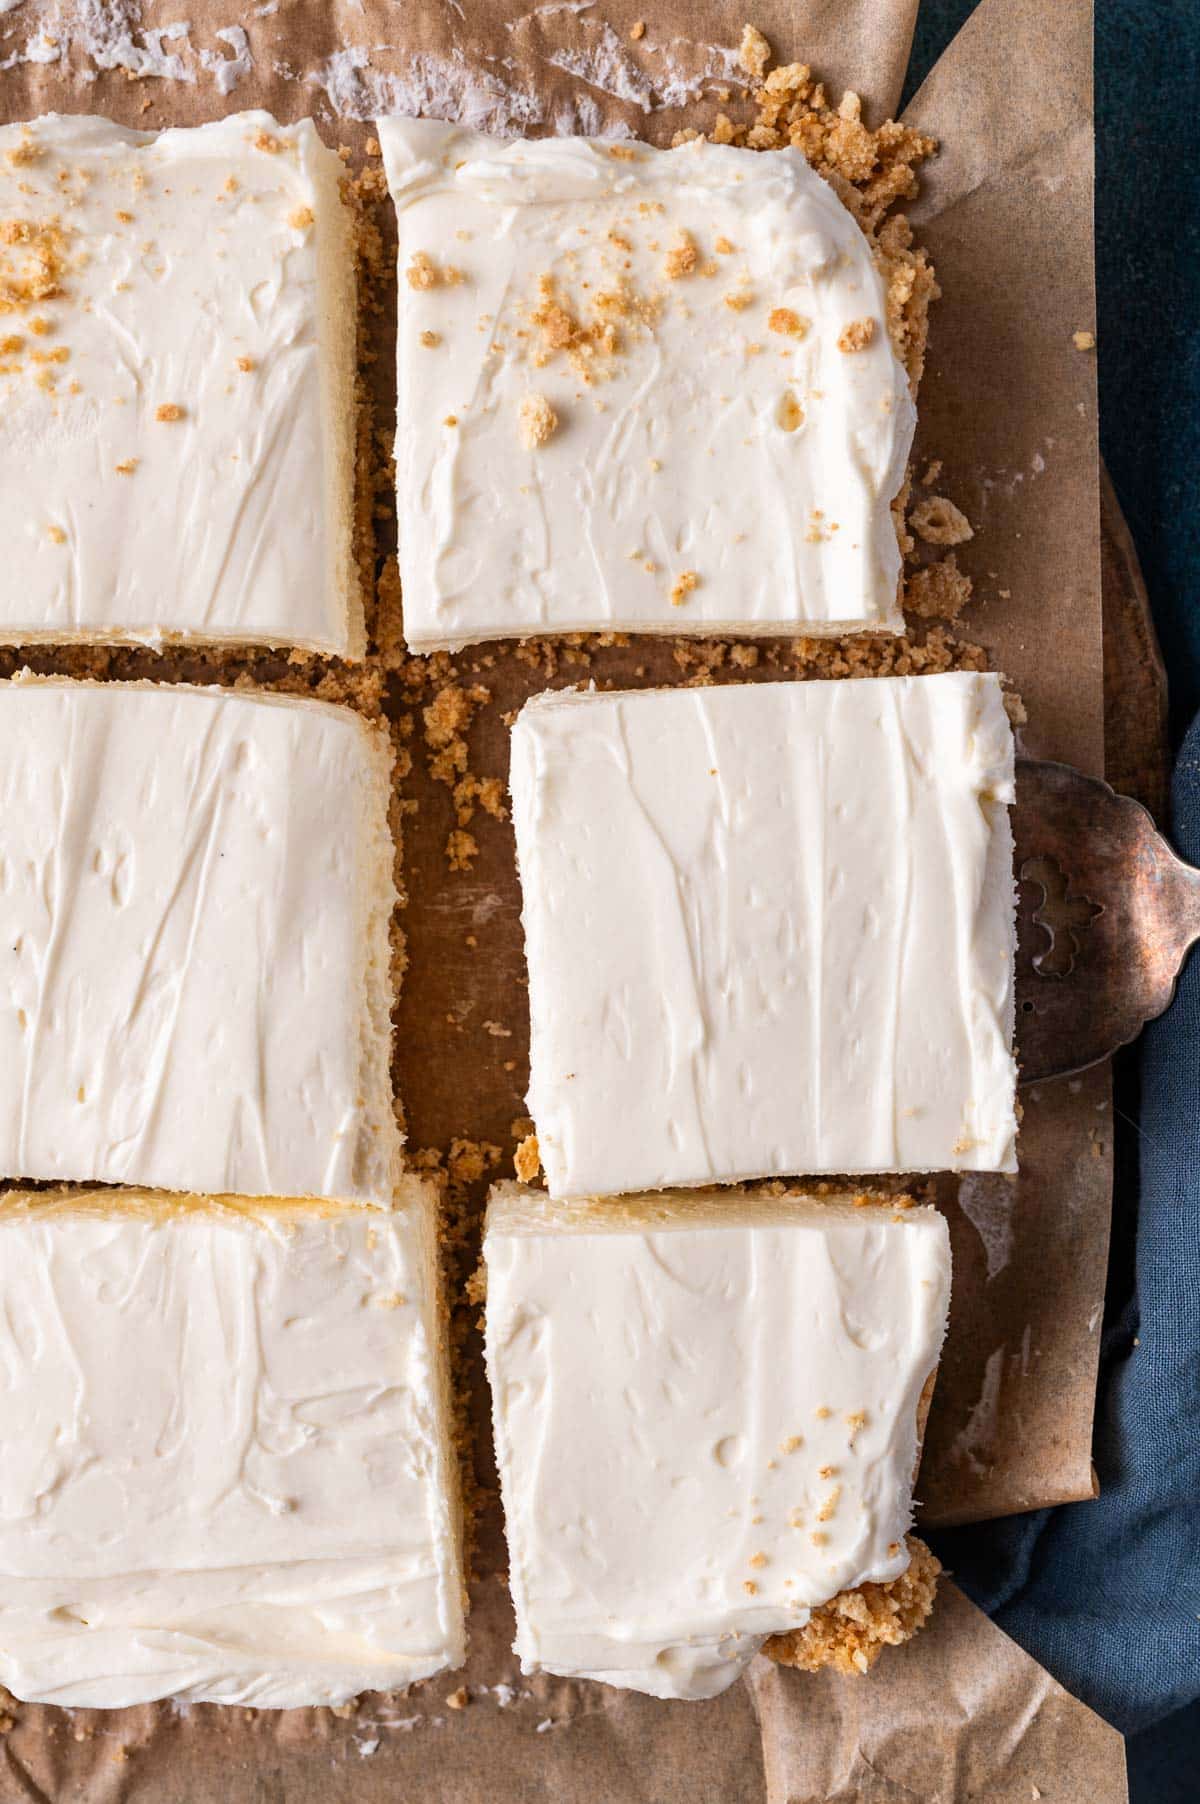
[155,402,184,423]
[407,250,464,291]
[0,217,68,315]
[738,23,772,80]
[663,232,698,279]
[837,316,876,352]
[670,570,699,608]
[910,495,973,547]
[768,306,808,339]
[765,1535,940,1676]
[519,391,558,450]
[514,1134,541,1182]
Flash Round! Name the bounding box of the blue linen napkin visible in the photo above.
[905,3,1200,1781]
[932,718,1200,1767]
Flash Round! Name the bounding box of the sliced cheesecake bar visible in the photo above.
[483,1184,950,1700]
[377,119,915,651]
[0,677,400,1205]
[0,1179,465,1707]
[509,670,1017,1196]
[0,112,360,654]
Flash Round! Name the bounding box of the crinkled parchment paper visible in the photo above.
[0,0,1124,1798]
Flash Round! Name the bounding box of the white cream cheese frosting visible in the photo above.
[0,112,359,655]
[0,677,400,1205]
[377,117,915,651]
[484,1184,950,1701]
[510,671,1017,1196]
[0,1181,465,1708]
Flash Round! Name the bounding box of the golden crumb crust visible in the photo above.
[763,1533,941,1676]
[687,39,939,391]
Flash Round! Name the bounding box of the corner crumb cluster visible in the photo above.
[701,28,940,391]
[765,1535,941,1675]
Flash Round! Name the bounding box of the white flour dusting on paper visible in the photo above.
[538,19,742,112]
[957,1174,1018,1282]
[307,43,547,131]
[947,1344,1005,1477]
[199,21,251,94]
[0,1,255,87]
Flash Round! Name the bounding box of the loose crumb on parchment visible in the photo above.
[765,1534,941,1675]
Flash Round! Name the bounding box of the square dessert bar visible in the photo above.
[0,1180,465,1707]
[0,112,360,655]
[0,678,400,1205]
[510,670,1017,1197]
[484,1184,950,1700]
[378,118,915,651]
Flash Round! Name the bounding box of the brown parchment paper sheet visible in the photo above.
[0,0,1123,1799]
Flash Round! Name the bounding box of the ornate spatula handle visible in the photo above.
[1014,759,1200,1085]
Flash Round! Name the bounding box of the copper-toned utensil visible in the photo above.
[1014,758,1200,1084]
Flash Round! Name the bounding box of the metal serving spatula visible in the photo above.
[1014,759,1200,1084]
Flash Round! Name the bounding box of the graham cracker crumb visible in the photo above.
[114,458,138,476]
[519,391,559,449]
[515,1134,541,1182]
[419,329,441,348]
[606,144,637,161]
[664,232,698,279]
[837,317,876,353]
[236,355,256,373]
[739,23,772,80]
[446,828,478,872]
[910,495,973,547]
[743,1579,759,1596]
[155,402,184,423]
[5,133,39,169]
[529,274,621,382]
[446,1686,469,1710]
[254,131,283,154]
[288,205,314,231]
[768,306,807,339]
[670,569,700,607]
[1073,329,1095,351]
[630,19,646,40]
[406,250,441,291]
[777,391,804,432]
[764,1535,940,1676]
[715,235,736,254]
[904,554,971,620]
[724,289,754,312]
[0,217,68,312]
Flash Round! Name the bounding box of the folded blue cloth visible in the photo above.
[907,3,1200,1780]
[933,718,1200,1752]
